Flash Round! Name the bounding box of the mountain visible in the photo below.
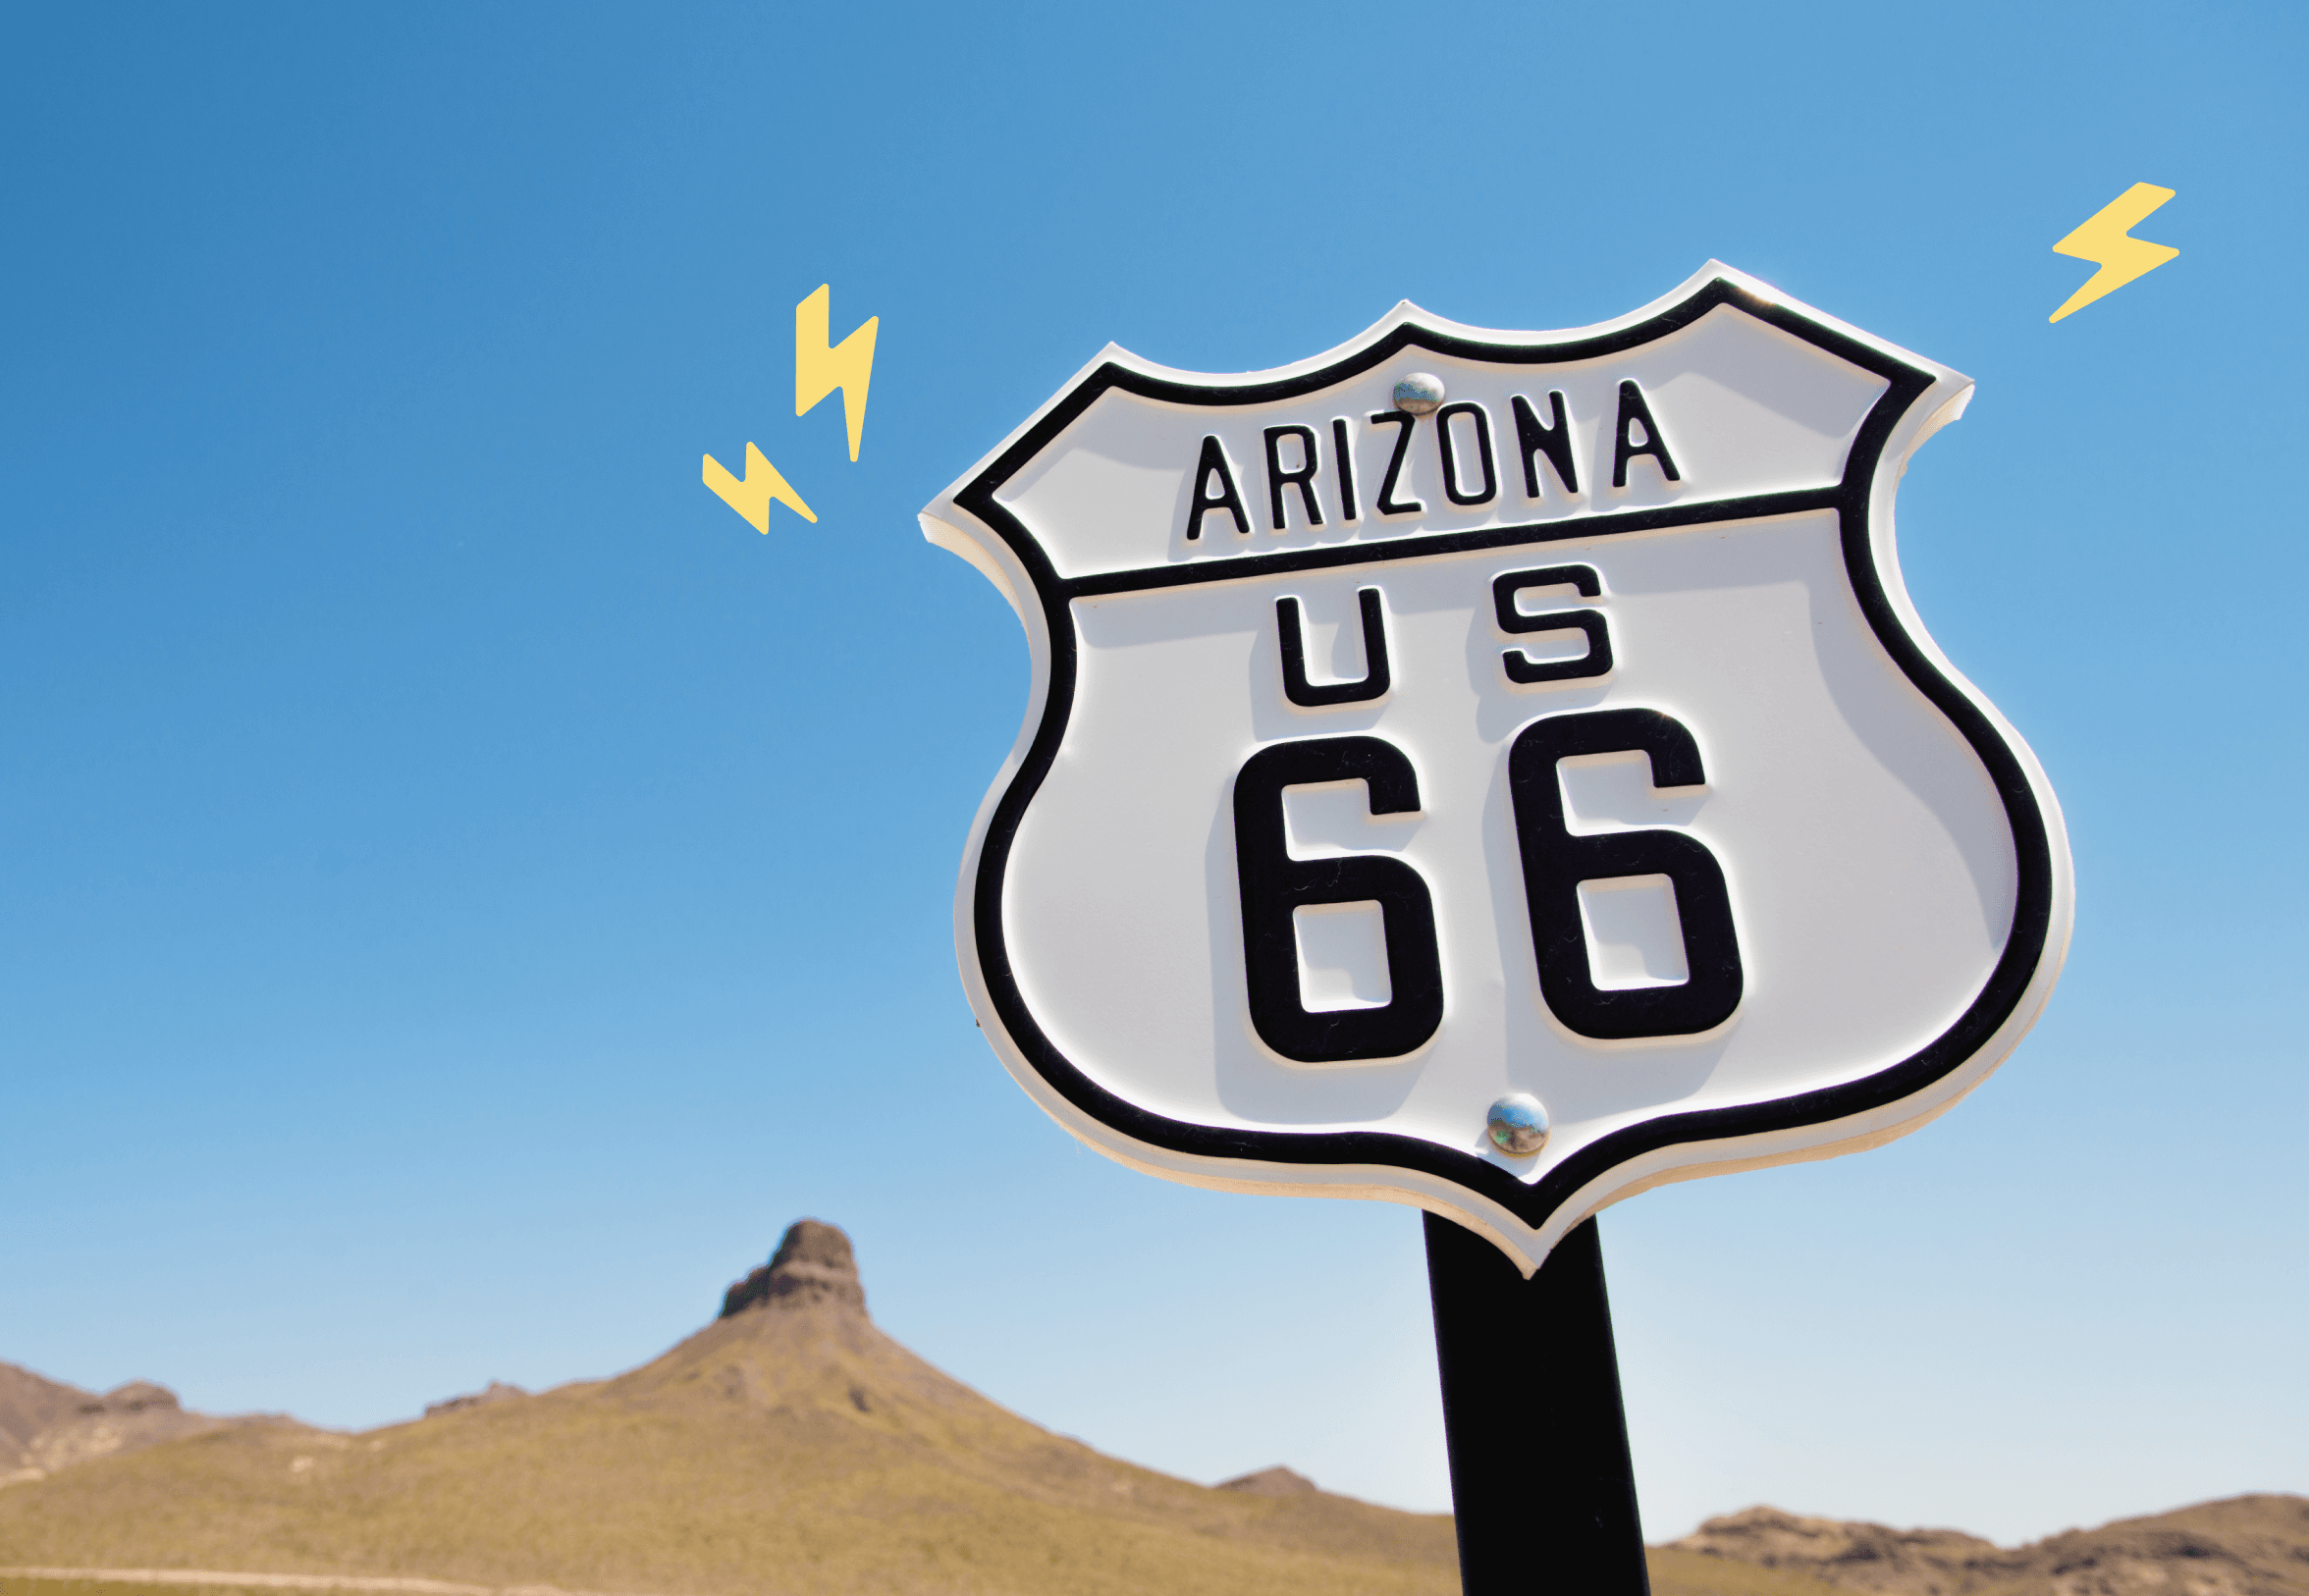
[0,1220,1470,1596]
[2,1222,2294,1596]
[0,1364,240,1484]
[1668,1498,2309,1596]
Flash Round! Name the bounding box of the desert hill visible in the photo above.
[1,1222,2296,1596]
[1670,1497,2309,1596]
[0,1365,247,1485]
[0,1221,1470,1596]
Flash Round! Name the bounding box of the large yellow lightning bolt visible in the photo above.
[703,442,817,530]
[2050,184,2179,324]
[795,284,878,461]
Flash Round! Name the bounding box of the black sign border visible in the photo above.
[949,276,2056,1231]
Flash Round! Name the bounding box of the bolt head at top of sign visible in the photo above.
[921,263,2074,1275]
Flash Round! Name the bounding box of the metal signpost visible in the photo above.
[922,266,2073,1594]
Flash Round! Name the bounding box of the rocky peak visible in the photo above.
[1671,1507,2008,1596]
[1219,1466,1319,1498]
[78,1381,180,1415]
[720,1219,865,1318]
[424,1380,527,1418]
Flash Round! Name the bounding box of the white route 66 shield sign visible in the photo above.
[922,265,2073,1273]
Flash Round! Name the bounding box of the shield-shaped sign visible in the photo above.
[923,264,2072,1273]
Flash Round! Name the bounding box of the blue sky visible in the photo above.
[2,0,2302,1547]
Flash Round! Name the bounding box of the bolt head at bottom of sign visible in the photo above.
[1486,1094,1550,1158]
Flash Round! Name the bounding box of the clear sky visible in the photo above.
[2,0,2302,1550]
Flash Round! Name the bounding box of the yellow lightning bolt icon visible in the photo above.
[2050,184,2179,324]
[795,284,878,461]
[702,441,818,530]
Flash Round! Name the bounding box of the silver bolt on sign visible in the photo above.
[1485,1094,1551,1158]
[922,264,2073,1275]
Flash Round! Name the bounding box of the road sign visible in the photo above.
[923,264,2072,1276]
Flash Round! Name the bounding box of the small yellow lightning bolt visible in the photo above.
[795,284,878,461]
[2050,184,2179,324]
[703,442,817,530]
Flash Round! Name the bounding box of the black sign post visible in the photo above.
[1424,1213,1649,1596]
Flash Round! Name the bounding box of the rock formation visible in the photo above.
[1670,1506,2006,1596]
[422,1379,527,1418]
[718,1217,867,1317]
[1220,1465,1321,1497]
